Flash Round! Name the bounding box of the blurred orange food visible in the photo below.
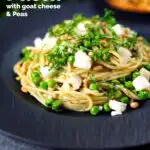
[106,0,150,13]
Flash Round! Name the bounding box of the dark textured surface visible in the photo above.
[0,0,150,149]
[0,134,47,150]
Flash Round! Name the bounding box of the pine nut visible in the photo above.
[100,39,107,45]
[83,79,89,88]
[88,52,93,57]
[130,102,139,109]
[21,87,28,93]
[93,65,103,72]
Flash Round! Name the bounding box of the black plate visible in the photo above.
[0,0,150,149]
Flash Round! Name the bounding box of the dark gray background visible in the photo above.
[0,134,47,150]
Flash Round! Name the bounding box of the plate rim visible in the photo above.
[1,6,150,149]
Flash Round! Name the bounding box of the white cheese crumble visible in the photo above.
[34,37,43,49]
[112,24,125,36]
[127,28,137,37]
[42,34,57,50]
[140,68,150,81]
[118,47,132,64]
[40,66,50,78]
[109,100,127,112]
[62,82,71,92]
[34,33,57,50]
[132,76,150,91]
[73,51,92,70]
[75,21,92,36]
[111,111,122,116]
[99,106,103,111]
[112,24,136,37]
[75,22,87,36]
[68,74,82,90]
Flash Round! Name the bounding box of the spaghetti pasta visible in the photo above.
[14,10,150,116]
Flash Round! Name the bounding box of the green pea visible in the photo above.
[68,55,75,64]
[48,79,56,88]
[120,97,129,104]
[32,77,41,85]
[132,72,140,80]
[102,53,110,61]
[138,90,149,100]
[40,81,48,90]
[83,40,91,48]
[31,72,40,78]
[115,91,122,98]
[45,98,53,107]
[90,106,100,115]
[103,103,111,112]
[124,81,133,89]
[89,83,98,90]
[132,89,138,95]
[52,100,62,111]
[145,64,150,71]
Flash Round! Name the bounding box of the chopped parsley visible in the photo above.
[101,9,116,26]
[44,10,141,71]
[21,48,32,62]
